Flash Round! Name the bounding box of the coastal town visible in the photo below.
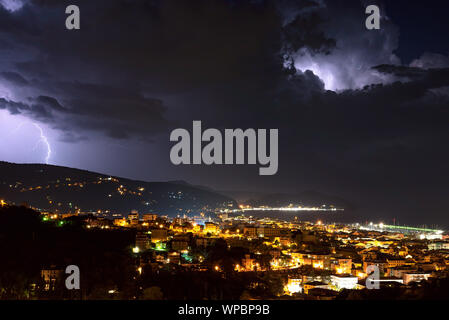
[29,202,449,300]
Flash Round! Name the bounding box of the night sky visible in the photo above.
[0,0,448,227]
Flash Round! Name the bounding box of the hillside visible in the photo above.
[0,162,236,217]
[220,190,351,209]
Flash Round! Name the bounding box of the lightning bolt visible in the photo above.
[32,123,52,164]
[2,116,53,164]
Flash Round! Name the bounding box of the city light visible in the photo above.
[285,280,302,295]
[225,205,344,213]
[1,200,448,300]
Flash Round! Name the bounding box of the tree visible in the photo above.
[141,286,163,300]
[240,290,252,300]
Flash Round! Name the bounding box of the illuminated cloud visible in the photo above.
[281,0,401,91]
[0,110,53,164]
[292,47,398,91]
[0,0,24,12]
[410,53,449,69]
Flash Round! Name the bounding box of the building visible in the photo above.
[303,281,331,295]
[302,254,331,270]
[243,227,257,238]
[330,275,358,290]
[386,258,409,268]
[403,272,431,285]
[363,261,387,276]
[128,210,139,226]
[151,228,168,243]
[41,266,64,291]
[241,254,255,271]
[258,227,290,239]
[388,267,417,278]
[204,222,219,234]
[331,258,352,274]
[113,218,128,227]
[428,242,449,251]
[285,278,302,295]
[168,252,181,264]
[135,232,150,251]
[87,217,110,228]
[173,217,188,225]
[142,213,158,222]
[128,210,139,220]
[172,240,189,251]
[196,237,210,247]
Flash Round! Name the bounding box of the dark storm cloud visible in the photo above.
[1,0,287,139]
[34,95,66,112]
[1,0,445,149]
[282,6,336,54]
[0,97,28,114]
[0,0,448,226]
[0,0,173,140]
[372,65,428,80]
[0,0,352,132]
[0,71,29,86]
[0,96,61,119]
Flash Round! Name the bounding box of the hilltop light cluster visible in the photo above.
[226,205,344,213]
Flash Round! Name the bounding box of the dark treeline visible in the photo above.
[0,205,136,299]
[0,205,284,300]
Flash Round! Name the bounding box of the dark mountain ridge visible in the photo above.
[0,161,236,217]
[220,190,351,209]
